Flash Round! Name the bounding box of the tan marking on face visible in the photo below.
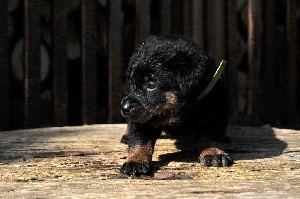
[150,91,181,126]
[165,92,177,105]
[168,117,181,124]
[126,141,153,163]
[151,92,179,114]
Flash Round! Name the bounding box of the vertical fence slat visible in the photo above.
[263,0,278,123]
[161,0,172,35]
[135,0,151,46]
[247,0,262,121]
[24,0,41,128]
[108,0,123,123]
[0,0,9,130]
[183,0,193,37]
[286,0,298,122]
[172,0,183,34]
[226,0,239,123]
[53,0,68,126]
[81,0,97,124]
[192,0,204,47]
[206,0,226,62]
[1,0,297,129]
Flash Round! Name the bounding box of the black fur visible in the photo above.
[120,35,233,176]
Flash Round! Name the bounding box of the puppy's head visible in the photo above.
[120,35,216,125]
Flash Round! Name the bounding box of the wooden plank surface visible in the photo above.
[205,0,226,63]
[135,0,151,47]
[0,0,9,130]
[247,0,262,121]
[285,0,297,122]
[81,0,98,124]
[183,0,193,37]
[263,0,279,124]
[24,0,42,128]
[108,0,123,123]
[160,0,172,35]
[226,0,239,123]
[192,0,204,47]
[52,0,68,126]
[172,0,183,34]
[0,124,300,198]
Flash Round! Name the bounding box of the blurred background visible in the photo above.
[0,0,299,130]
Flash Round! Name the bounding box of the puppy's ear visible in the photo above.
[165,50,216,98]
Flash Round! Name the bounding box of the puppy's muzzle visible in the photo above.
[120,97,138,116]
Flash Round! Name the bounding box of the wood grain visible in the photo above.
[0,124,299,197]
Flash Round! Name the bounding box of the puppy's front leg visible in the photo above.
[120,123,159,176]
[198,135,234,167]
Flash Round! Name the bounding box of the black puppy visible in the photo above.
[120,35,233,176]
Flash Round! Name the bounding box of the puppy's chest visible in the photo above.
[160,105,217,135]
[159,117,198,136]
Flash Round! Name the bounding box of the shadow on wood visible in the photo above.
[0,124,299,198]
[0,126,106,161]
[158,126,287,166]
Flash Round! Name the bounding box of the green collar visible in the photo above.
[196,60,227,101]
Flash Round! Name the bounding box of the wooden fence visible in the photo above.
[0,0,299,130]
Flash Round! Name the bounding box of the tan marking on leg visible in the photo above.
[197,135,228,160]
[126,141,153,163]
[199,147,227,160]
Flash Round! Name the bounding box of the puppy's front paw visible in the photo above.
[199,148,233,167]
[120,162,153,176]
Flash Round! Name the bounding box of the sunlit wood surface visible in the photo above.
[0,124,299,198]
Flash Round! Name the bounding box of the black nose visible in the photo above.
[120,97,136,114]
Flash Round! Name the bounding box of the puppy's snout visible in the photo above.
[120,97,137,114]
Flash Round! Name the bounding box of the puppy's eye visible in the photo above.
[144,74,156,90]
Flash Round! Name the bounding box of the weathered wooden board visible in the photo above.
[0,124,299,198]
[81,0,98,124]
[24,0,42,128]
[52,0,68,126]
[108,1,123,123]
[0,0,9,131]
